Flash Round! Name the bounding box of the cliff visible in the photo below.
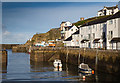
[25,28,61,46]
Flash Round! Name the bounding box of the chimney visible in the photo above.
[80,17,84,21]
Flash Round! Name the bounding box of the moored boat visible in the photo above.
[53,59,62,68]
[78,63,92,74]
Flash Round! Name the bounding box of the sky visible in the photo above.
[1,0,120,2]
[2,1,119,44]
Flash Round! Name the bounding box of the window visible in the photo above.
[109,20,113,24]
[109,31,113,39]
[114,19,116,28]
[88,34,90,39]
[65,23,67,26]
[93,25,95,29]
[111,31,113,38]
[103,24,106,28]
[81,35,83,38]
[76,29,77,31]
[112,9,114,14]
[102,32,105,39]
[100,24,101,30]
[93,33,95,39]
[71,29,73,31]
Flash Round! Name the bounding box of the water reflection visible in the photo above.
[1,50,120,82]
[1,64,7,80]
[54,67,62,72]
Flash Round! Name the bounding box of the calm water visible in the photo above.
[1,50,120,83]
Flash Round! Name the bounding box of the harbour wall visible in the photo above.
[0,50,8,73]
[2,44,19,49]
[11,45,120,75]
[30,48,120,76]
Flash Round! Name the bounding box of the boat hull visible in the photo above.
[54,64,62,68]
[79,68,92,74]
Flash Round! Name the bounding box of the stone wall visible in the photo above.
[30,48,120,75]
[0,50,7,72]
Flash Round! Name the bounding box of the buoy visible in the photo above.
[92,70,94,74]
[83,76,86,79]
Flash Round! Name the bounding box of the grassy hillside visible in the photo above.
[25,28,61,46]
[73,15,111,27]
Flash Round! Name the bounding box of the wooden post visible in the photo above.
[78,49,81,64]
[116,42,118,50]
[95,49,98,70]
[66,47,69,63]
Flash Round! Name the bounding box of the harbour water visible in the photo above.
[1,50,120,82]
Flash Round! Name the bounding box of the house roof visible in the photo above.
[110,37,120,42]
[73,30,79,34]
[61,21,66,24]
[81,39,89,43]
[98,5,118,12]
[64,36,72,41]
[65,25,79,30]
[93,38,100,43]
[81,15,111,27]
[106,5,118,10]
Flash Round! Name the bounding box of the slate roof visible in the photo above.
[73,30,79,34]
[64,36,72,41]
[80,15,111,27]
[108,11,120,20]
[98,5,118,12]
[81,39,89,43]
[106,5,118,10]
[110,37,120,42]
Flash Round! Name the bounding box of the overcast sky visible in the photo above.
[2,2,119,44]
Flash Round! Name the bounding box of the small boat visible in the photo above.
[78,63,92,74]
[28,48,31,54]
[53,59,62,68]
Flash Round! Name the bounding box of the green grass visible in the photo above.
[73,15,111,27]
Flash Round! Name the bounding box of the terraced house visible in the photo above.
[106,11,120,50]
[97,5,119,16]
[79,15,111,49]
[62,3,120,50]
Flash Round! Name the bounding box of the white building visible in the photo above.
[79,15,111,49]
[60,21,72,40]
[98,5,119,16]
[106,11,120,50]
[63,30,79,47]
[60,21,78,40]
[64,25,78,39]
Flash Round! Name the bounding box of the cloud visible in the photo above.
[2,31,34,44]
[2,30,10,36]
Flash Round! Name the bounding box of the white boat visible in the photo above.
[78,63,92,74]
[53,59,62,68]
